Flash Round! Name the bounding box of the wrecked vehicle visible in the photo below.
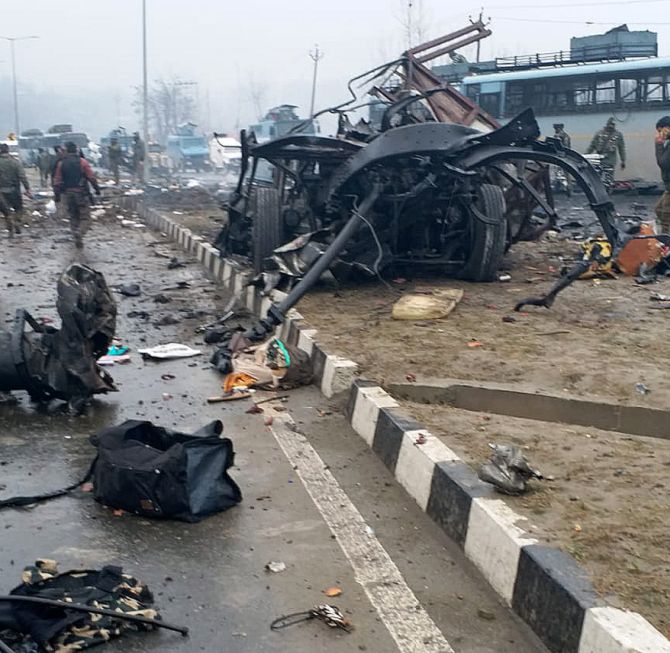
[213,27,668,345]
[0,264,117,409]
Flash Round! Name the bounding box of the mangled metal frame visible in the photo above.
[218,108,645,346]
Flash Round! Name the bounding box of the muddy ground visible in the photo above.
[409,402,670,637]
[155,192,670,636]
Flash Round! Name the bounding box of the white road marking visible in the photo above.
[269,415,455,653]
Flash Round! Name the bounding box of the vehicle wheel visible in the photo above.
[251,187,283,274]
[460,183,507,282]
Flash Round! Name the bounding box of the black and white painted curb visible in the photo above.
[137,204,669,653]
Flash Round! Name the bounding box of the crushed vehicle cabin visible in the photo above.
[213,24,667,343]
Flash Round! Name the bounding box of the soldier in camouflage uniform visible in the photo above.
[0,142,32,236]
[586,117,626,191]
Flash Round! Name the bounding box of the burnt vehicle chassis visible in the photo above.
[215,107,642,341]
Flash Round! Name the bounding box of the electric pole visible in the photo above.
[309,45,324,118]
[0,35,38,136]
[469,8,491,63]
[142,0,149,144]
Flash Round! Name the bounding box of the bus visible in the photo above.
[460,57,670,182]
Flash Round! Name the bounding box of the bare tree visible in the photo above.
[133,76,197,144]
[247,73,268,122]
[397,0,431,50]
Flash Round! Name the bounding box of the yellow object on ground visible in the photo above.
[392,289,464,320]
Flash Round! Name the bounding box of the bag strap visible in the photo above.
[0,456,97,510]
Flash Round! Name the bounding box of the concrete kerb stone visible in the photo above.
[131,200,670,653]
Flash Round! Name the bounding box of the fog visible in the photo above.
[0,0,666,140]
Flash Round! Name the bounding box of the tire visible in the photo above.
[460,183,507,282]
[251,187,283,274]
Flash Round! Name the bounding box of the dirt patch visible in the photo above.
[151,208,227,242]
[406,401,670,637]
[298,235,670,410]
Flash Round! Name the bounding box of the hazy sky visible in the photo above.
[1,0,668,138]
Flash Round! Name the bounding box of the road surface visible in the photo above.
[0,209,548,652]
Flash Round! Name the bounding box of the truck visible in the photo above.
[209,134,241,172]
[18,129,43,166]
[166,123,210,172]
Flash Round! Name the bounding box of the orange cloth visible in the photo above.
[222,372,257,393]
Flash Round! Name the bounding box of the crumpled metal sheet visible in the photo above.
[478,443,543,495]
[0,264,117,407]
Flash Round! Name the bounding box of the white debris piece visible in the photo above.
[137,343,202,360]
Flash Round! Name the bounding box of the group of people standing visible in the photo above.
[0,132,147,248]
[0,141,100,247]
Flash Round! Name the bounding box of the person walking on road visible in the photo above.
[53,141,101,248]
[37,147,51,187]
[0,142,32,237]
[654,116,670,233]
[587,117,626,190]
[108,137,123,186]
[132,132,145,184]
[553,123,571,148]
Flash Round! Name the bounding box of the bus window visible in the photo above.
[595,79,616,104]
[478,93,500,116]
[646,76,665,102]
[619,78,640,103]
[574,82,593,106]
[505,83,525,115]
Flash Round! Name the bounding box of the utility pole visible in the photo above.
[308,45,324,118]
[469,8,490,63]
[142,0,149,144]
[0,35,38,136]
[407,0,413,50]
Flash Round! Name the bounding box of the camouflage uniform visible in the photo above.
[587,121,626,191]
[0,559,159,652]
[132,135,146,183]
[108,141,123,185]
[0,151,30,236]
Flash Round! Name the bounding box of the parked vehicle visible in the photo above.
[167,123,210,172]
[210,134,241,172]
[147,142,170,175]
[18,129,43,166]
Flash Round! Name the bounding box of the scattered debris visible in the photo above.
[391,289,464,321]
[271,604,353,632]
[116,283,142,297]
[207,391,252,403]
[478,443,543,495]
[0,264,116,410]
[265,561,287,574]
[635,382,651,395]
[138,343,201,359]
[167,257,187,270]
[0,560,187,652]
[323,587,343,598]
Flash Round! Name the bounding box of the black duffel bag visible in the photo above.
[90,419,242,522]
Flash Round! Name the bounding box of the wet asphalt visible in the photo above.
[0,206,547,653]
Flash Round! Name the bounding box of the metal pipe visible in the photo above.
[0,595,189,636]
[273,185,381,318]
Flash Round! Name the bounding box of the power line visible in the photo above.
[492,0,665,7]
[492,16,670,25]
